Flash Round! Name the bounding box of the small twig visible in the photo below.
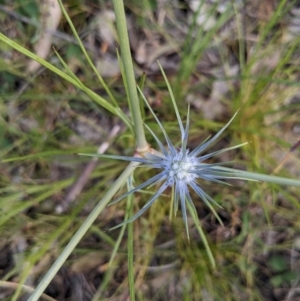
[0,280,57,301]
[55,125,121,214]
[273,139,300,174]
[290,139,300,152]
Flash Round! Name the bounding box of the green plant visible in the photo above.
[1,0,300,300]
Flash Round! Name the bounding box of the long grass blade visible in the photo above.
[157,61,185,137]
[127,177,136,301]
[186,201,216,268]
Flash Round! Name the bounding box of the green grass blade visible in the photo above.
[0,33,132,130]
[138,73,146,119]
[53,48,85,85]
[157,61,184,136]
[127,177,136,301]
[57,0,119,107]
[186,201,215,268]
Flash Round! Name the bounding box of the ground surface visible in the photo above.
[1,0,300,300]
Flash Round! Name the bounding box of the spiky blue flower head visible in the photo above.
[78,58,252,239]
[80,95,248,239]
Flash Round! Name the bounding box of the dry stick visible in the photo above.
[273,139,300,174]
[55,125,121,214]
[0,281,57,301]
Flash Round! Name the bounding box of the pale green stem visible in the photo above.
[28,162,138,301]
[127,177,135,301]
[112,0,148,152]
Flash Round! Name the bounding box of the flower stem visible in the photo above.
[112,0,148,152]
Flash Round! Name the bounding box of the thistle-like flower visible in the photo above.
[78,57,253,239]
[80,91,249,238]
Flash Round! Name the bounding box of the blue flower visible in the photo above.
[80,98,247,239]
